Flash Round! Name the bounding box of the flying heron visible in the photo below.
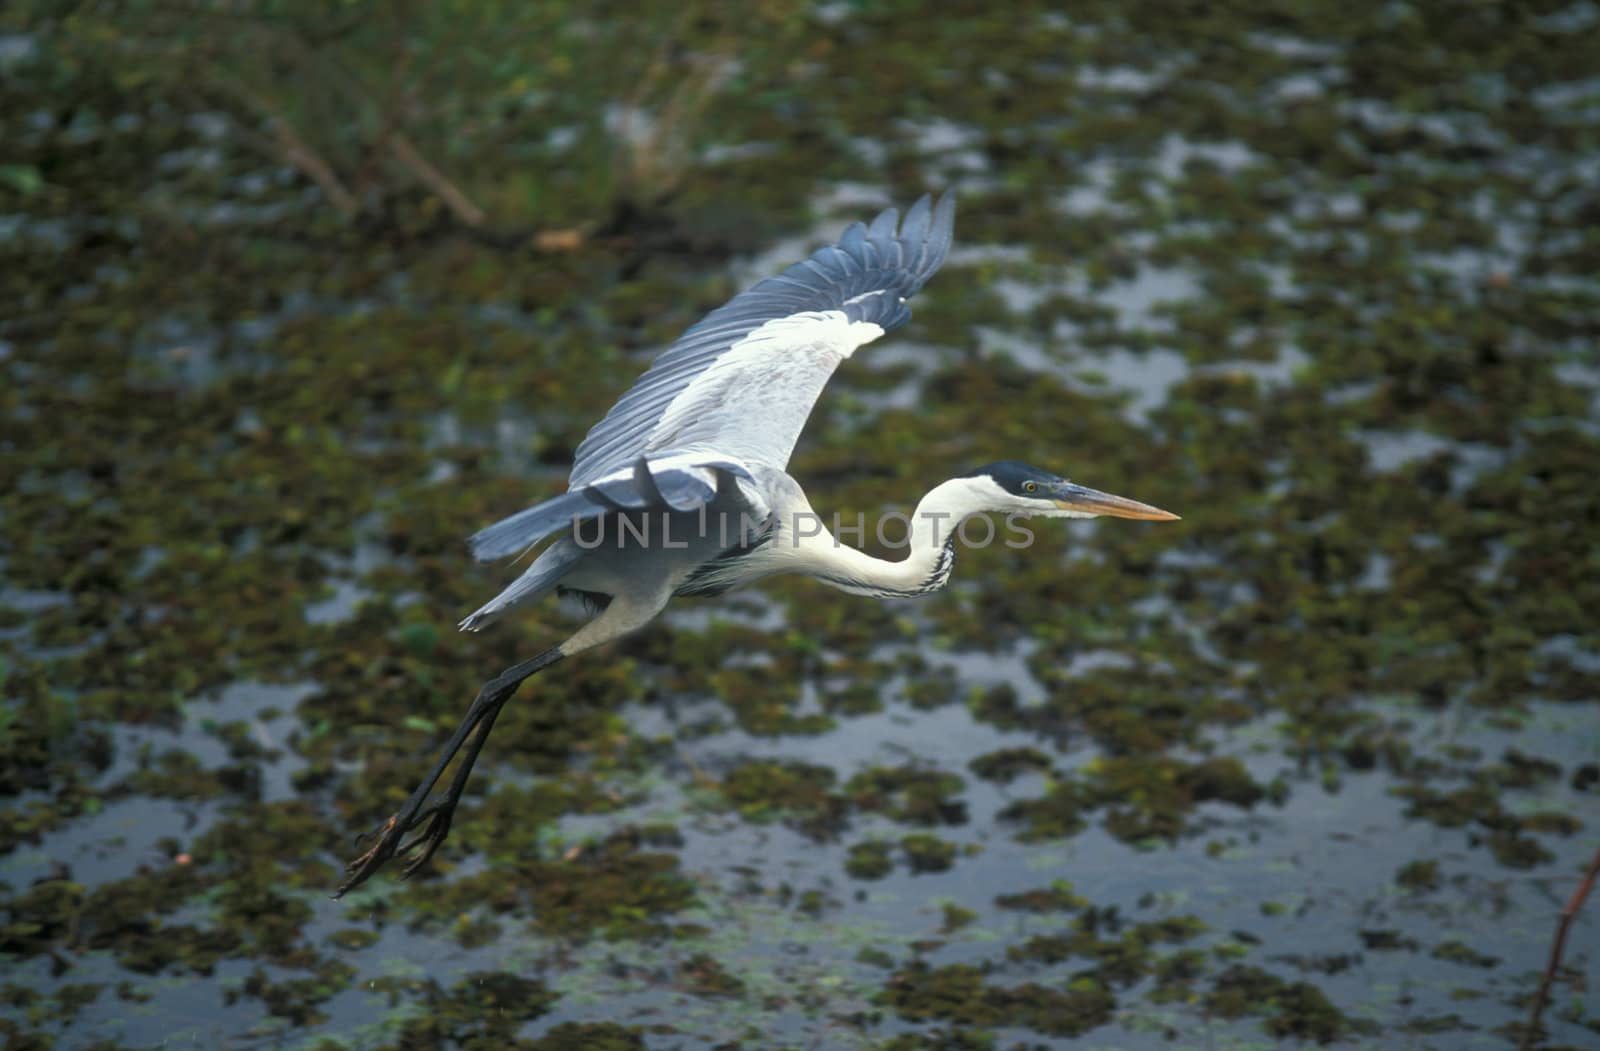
[337,193,1179,895]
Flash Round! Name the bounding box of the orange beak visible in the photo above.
[1051,482,1180,521]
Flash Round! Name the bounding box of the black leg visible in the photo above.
[393,697,508,872]
[335,647,563,896]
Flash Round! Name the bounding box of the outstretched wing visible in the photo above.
[467,193,956,563]
[572,192,955,484]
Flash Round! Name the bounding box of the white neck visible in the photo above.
[782,477,995,598]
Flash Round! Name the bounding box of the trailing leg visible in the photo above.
[335,647,563,896]
[333,587,671,896]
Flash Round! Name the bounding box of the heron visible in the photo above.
[336,193,1179,895]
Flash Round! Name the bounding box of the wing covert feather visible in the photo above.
[568,193,955,486]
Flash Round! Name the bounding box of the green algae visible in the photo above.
[717,759,847,840]
[880,961,1117,1038]
[999,754,1269,845]
[1202,964,1368,1043]
[355,970,559,1049]
[845,766,967,827]
[899,834,959,875]
[401,828,700,942]
[994,881,1089,915]
[1431,939,1499,970]
[844,841,894,882]
[679,952,745,999]
[1395,858,1442,893]
[966,746,1052,784]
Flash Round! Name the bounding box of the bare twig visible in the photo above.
[254,22,488,229]
[347,39,413,199]
[387,132,486,228]
[1518,841,1600,1050]
[268,114,360,215]
[215,75,360,216]
[610,8,735,204]
[96,4,589,240]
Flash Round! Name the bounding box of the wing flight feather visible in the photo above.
[570,193,954,486]
[466,194,956,563]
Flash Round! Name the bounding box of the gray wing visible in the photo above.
[570,193,955,486]
[467,193,955,563]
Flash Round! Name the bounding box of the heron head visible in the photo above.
[961,461,1180,521]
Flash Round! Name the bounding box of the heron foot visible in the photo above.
[335,800,457,897]
[331,648,563,898]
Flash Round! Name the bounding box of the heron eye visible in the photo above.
[1023,481,1037,493]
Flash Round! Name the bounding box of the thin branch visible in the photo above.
[217,76,360,216]
[269,114,360,215]
[387,132,486,228]
[350,26,415,198]
[200,64,360,217]
[249,21,487,229]
[1518,840,1600,1050]
[89,6,585,239]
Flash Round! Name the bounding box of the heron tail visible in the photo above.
[458,538,583,632]
[466,490,603,563]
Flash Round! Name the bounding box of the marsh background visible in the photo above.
[2,1,1597,1048]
